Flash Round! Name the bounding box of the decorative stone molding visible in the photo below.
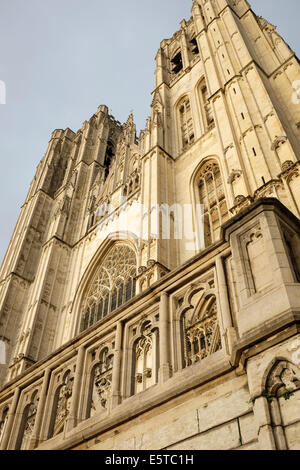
[136,261,170,292]
[122,169,140,198]
[224,143,234,155]
[281,160,294,172]
[271,135,287,151]
[267,361,300,397]
[243,65,254,76]
[19,392,40,449]
[94,368,112,409]
[50,371,74,438]
[81,245,137,332]
[240,223,262,247]
[182,291,221,367]
[227,169,242,184]
[0,407,9,443]
[263,111,275,123]
[229,195,253,215]
[254,179,284,200]
[280,161,300,183]
[257,16,276,32]
[133,322,157,394]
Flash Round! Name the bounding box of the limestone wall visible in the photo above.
[0,200,299,451]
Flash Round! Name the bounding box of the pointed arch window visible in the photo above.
[178,97,195,150]
[0,407,9,447]
[81,245,137,332]
[198,79,214,130]
[16,392,39,450]
[283,231,300,283]
[87,347,114,418]
[104,140,115,180]
[171,51,183,74]
[49,371,74,439]
[132,321,159,395]
[190,37,199,56]
[197,160,229,247]
[0,340,6,365]
[182,295,221,367]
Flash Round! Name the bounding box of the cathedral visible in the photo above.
[0,0,300,451]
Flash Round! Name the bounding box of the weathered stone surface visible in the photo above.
[279,390,300,427]
[0,0,300,452]
[138,409,199,450]
[239,413,258,445]
[167,421,240,450]
[198,388,252,433]
[285,422,300,450]
[235,441,260,451]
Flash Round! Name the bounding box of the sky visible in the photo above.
[0,0,299,265]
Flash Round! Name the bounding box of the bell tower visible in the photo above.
[149,0,300,263]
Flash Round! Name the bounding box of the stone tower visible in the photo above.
[0,0,299,450]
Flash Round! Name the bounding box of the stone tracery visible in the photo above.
[267,360,300,397]
[88,347,114,417]
[0,407,8,446]
[182,292,221,367]
[49,371,74,438]
[133,321,158,395]
[16,391,39,450]
[178,96,195,149]
[81,245,137,332]
[197,160,229,246]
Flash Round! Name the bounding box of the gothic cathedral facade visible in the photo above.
[0,0,300,450]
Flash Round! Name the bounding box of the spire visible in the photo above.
[124,110,136,145]
[126,110,134,126]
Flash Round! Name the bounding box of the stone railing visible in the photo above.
[0,199,299,450]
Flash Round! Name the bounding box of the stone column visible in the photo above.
[0,386,20,450]
[159,292,171,383]
[29,367,51,449]
[111,321,123,408]
[254,396,276,450]
[180,24,190,71]
[215,255,236,355]
[66,345,85,432]
[155,49,164,88]
[269,399,288,450]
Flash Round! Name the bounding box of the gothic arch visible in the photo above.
[123,314,160,398]
[195,77,215,133]
[48,369,74,439]
[266,360,300,397]
[15,390,39,450]
[175,94,195,152]
[260,357,300,449]
[0,405,9,447]
[128,154,139,175]
[175,282,214,320]
[170,46,183,75]
[191,157,229,248]
[130,320,159,396]
[79,242,137,331]
[85,345,114,419]
[262,356,300,397]
[0,340,6,365]
[70,236,139,337]
[176,284,221,369]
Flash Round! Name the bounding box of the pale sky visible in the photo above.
[0,0,299,264]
